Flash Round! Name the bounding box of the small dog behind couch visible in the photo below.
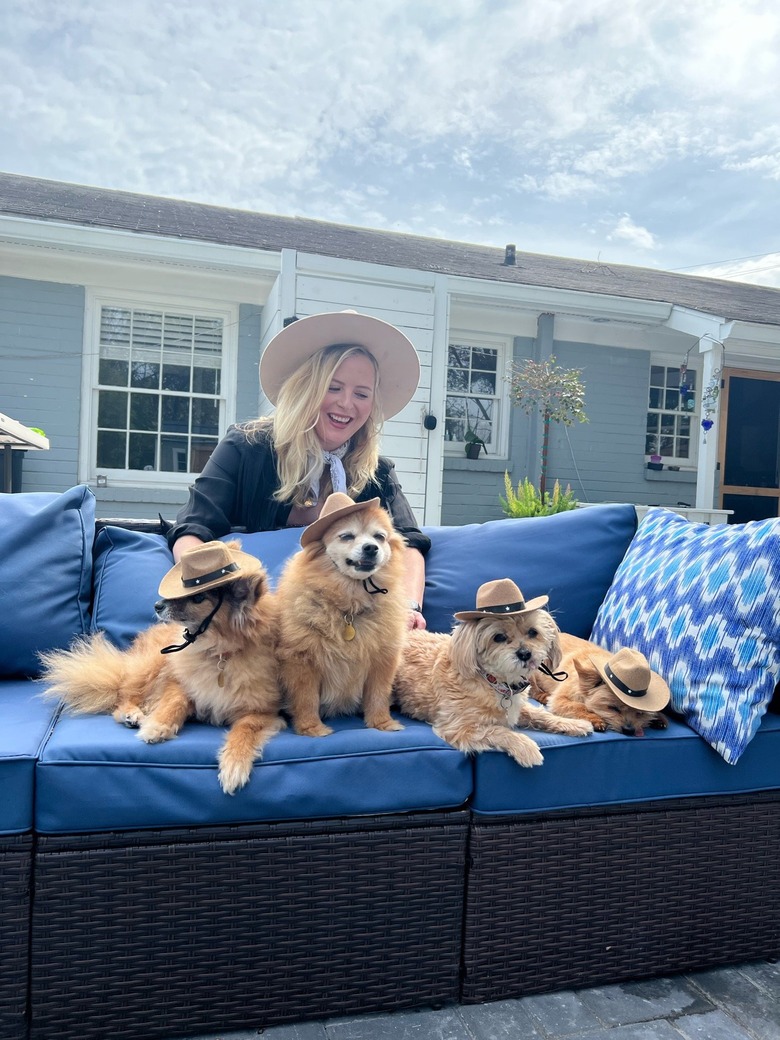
[393,579,593,767]
[39,540,284,794]
[275,492,408,737]
[532,633,670,736]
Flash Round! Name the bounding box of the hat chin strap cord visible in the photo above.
[160,589,226,654]
[538,662,568,682]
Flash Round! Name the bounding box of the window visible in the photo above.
[646,361,698,466]
[83,294,237,486]
[445,337,509,455]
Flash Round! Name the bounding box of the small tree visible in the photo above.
[507,355,588,496]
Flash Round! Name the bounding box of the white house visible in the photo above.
[1,170,779,526]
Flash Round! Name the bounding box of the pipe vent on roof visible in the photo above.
[504,244,516,265]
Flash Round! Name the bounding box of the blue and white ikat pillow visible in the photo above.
[590,508,780,764]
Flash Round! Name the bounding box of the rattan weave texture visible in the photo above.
[462,792,780,1004]
[30,812,467,1040]
[0,835,31,1040]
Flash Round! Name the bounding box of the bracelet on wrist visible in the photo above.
[409,600,422,613]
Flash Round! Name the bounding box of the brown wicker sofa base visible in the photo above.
[29,810,468,1040]
[0,834,31,1040]
[461,790,780,1004]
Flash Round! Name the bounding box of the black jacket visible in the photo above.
[167,425,431,554]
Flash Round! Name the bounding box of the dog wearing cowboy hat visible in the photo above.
[532,634,670,736]
[39,540,284,795]
[274,492,408,737]
[392,579,593,767]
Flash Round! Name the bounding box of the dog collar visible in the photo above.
[479,670,530,708]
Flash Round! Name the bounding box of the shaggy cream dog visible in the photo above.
[393,579,592,766]
[39,540,284,794]
[275,493,408,737]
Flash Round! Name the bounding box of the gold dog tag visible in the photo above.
[343,615,356,641]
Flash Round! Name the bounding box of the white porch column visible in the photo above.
[695,337,724,510]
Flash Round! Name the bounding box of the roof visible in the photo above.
[1,170,779,327]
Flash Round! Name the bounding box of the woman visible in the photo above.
[167,310,429,629]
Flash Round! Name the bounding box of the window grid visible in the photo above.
[445,343,501,450]
[646,364,698,464]
[96,306,223,475]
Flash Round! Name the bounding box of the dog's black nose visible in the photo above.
[622,724,636,736]
[154,600,165,615]
[361,542,378,557]
[515,648,532,663]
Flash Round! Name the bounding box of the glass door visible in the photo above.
[720,368,780,523]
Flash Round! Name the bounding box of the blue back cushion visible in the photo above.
[91,526,305,648]
[421,504,637,635]
[0,485,95,676]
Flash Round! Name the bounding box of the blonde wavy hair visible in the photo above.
[245,344,384,506]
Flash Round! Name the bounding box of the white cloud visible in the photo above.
[608,215,658,251]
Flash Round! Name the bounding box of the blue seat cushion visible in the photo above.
[91,526,304,648]
[421,504,637,636]
[470,708,780,816]
[0,680,60,834]
[35,713,471,834]
[0,485,94,676]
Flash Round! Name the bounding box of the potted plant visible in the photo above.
[500,473,578,517]
[464,428,487,459]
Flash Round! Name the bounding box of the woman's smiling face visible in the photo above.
[314,352,376,450]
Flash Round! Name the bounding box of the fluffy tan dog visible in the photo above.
[393,579,592,767]
[532,633,670,736]
[275,493,408,737]
[39,540,284,794]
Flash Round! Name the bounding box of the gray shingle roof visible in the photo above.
[1,170,779,327]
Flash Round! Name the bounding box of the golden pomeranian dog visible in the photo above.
[39,540,284,794]
[393,579,592,767]
[532,633,670,736]
[275,493,408,737]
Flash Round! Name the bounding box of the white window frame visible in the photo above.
[80,289,239,489]
[646,352,701,469]
[444,331,511,458]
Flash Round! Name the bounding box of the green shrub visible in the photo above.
[500,472,578,517]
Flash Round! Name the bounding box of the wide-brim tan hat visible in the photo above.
[158,541,259,600]
[300,492,381,547]
[454,578,549,621]
[259,310,420,420]
[593,647,670,711]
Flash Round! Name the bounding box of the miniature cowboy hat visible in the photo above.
[158,541,259,600]
[259,310,420,420]
[300,492,382,547]
[593,647,671,711]
[454,578,549,621]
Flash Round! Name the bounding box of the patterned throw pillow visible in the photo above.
[590,507,780,764]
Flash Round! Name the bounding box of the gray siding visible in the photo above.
[0,275,84,493]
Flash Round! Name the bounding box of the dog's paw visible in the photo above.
[137,720,179,744]
[367,716,404,732]
[114,707,145,728]
[650,714,669,730]
[295,721,333,737]
[559,718,593,737]
[591,718,608,732]
[509,735,544,768]
[217,752,252,796]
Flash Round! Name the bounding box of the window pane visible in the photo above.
[160,436,190,472]
[649,388,661,409]
[164,314,194,350]
[664,389,679,410]
[164,363,191,392]
[129,433,157,470]
[650,366,664,386]
[161,396,190,433]
[448,345,470,368]
[192,398,219,436]
[130,392,159,432]
[471,373,496,394]
[191,437,218,472]
[131,360,160,389]
[192,366,217,394]
[472,348,497,372]
[133,312,162,351]
[98,390,127,429]
[97,430,126,468]
[100,307,131,346]
[99,358,128,387]
[447,369,469,392]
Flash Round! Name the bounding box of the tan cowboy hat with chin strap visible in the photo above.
[158,541,260,600]
[454,578,549,621]
[593,647,671,711]
[300,492,381,547]
[259,310,420,420]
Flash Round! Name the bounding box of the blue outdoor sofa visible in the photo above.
[1,484,778,1040]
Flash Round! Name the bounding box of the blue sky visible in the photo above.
[2,0,779,286]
